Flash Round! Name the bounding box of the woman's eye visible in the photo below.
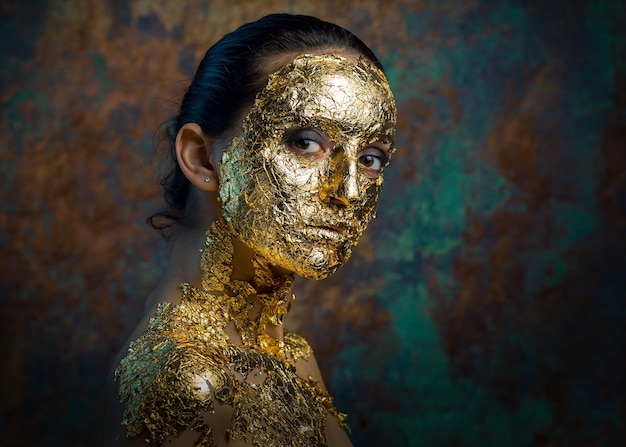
[292,138,321,153]
[283,129,327,156]
[359,148,387,174]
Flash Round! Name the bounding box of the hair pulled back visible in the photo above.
[148,13,383,236]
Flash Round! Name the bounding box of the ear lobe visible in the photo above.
[176,123,219,191]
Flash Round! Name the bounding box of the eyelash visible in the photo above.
[283,130,326,155]
[359,151,388,173]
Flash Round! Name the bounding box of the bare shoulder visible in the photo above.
[103,300,234,447]
[103,301,157,446]
[105,319,352,447]
[284,331,354,447]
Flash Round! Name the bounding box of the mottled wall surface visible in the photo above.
[1,1,625,446]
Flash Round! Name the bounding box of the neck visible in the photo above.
[184,217,295,351]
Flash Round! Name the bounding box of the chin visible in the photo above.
[277,244,354,281]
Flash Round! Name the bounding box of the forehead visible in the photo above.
[251,54,396,137]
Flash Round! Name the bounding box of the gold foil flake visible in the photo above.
[116,218,344,446]
[189,420,215,447]
[199,219,236,293]
[305,377,349,432]
[284,330,312,362]
[219,54,396,281]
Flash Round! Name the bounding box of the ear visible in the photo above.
[176,123,219,191]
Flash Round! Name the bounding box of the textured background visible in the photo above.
[1,0,625,446]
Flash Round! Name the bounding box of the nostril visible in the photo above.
[329,196,350,207]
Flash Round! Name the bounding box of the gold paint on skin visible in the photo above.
[116,219,344,446]
[115,54,396,446]
[220,54,396,280]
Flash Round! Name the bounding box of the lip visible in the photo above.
[305,222,356,242]
[317,224,344,234]
[300,226,338,241]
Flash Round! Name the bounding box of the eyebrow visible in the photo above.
[292,116,393,140]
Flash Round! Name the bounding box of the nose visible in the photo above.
[322,150,361,207]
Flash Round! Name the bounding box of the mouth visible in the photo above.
[318,224,344,234]
[303,222,356,243]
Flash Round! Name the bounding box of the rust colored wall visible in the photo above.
[1,1,625,446]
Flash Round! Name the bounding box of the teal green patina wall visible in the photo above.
[1,1,624,446]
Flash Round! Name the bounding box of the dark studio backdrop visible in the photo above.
[1,0,625,446]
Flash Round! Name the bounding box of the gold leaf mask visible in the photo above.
[219,54,397,280]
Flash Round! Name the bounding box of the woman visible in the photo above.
[106,13,396,447]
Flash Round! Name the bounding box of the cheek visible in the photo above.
[265,147,324,194]
[355,183,382,218]
[247,147,320,226]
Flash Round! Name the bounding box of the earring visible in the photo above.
[204,176,210,182]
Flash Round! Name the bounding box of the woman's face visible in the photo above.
[219,54,396,280]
